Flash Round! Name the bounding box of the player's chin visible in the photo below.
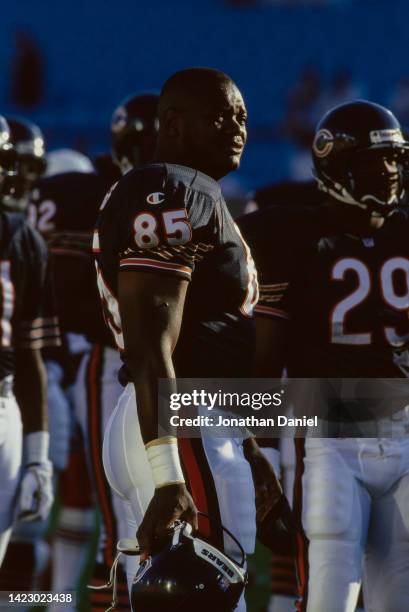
[219,153,242,174]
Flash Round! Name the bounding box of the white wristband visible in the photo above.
[145,437,185,489]
[24,431,50,465]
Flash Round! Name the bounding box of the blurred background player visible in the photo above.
[26,145,115,609]
[0,115,59,576]
[0,116,60,597]
[31,147,105,610]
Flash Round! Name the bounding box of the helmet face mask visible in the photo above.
[111,93,159,174]
[0,118,15,185]
[348,148,403,210]
[1,118,46,211]
[312,101,409,216]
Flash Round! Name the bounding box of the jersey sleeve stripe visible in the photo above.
[21,316,59,330]
[17,337,62,349]
[119,258,192,278]
[260,283,289,290]
[254,304,290,320]
[19,326,61,340]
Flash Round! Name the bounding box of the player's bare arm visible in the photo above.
[118,269,198,556]
[242,437,282,522]
[14,348,48,434]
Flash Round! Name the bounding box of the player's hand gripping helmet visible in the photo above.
[2,117,46,211]
[312,100,409,215]
[111,93,159,174]
[130,520,247,612]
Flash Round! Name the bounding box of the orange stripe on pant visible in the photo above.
[178,437,224,550]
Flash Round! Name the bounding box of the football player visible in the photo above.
[0,117,63,596]
[0,125,97,601]
[0,115,60,568]
[94,67,282,611]
[30,149,104,609]
[240,100,409,612]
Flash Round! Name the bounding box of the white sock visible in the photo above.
[50,507,95,599]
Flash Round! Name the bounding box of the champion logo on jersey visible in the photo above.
[146,192,165,205]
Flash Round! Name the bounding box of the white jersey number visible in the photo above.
[133,209,191,248]
[331,256,409,346]
[28,197,57,234]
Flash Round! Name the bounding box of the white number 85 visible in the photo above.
[133,209,191,248]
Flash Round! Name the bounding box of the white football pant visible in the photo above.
[299,436,409,612]
[102,383,256,611]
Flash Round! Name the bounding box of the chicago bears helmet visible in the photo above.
[111,93,159,174]
[1,117,46,210]
[131,521,246,611]
[312,100,409,215]
[0,116,15,181]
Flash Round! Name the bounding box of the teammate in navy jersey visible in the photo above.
[0,116,60,569]
[94,68,280,611]
[240,100,409,612]
[250,179,324,212]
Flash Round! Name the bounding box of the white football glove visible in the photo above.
[17,460,54,522]
[17,431,54,522]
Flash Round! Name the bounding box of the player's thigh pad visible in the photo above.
[102,384,154,506]
[302,439,361,540]
[0,396,22,532]
[364,471,409,612]
[201,435,256,555]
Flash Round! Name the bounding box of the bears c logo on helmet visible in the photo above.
[313,129,334,158]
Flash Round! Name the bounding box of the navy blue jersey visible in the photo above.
[240,204,409,377]
[0,212,60,378]
[29,171,112,346]
[252,180,324,210]
[94,163,258,377]
[29,171,111,236]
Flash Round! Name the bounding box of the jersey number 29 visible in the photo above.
[331,256,409,346]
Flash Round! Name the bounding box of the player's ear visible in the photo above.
[161,108,183,139]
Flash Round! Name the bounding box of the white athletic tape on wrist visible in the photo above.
[24,431,50,465]
[145,437,185,488]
